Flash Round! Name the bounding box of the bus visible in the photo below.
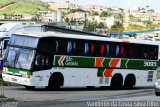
[2,31,159,90]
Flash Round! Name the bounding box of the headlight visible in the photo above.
[3,67,8,73]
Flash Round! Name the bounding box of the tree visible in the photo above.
[70,18,76,25]
[110,21,124,32]
[83,21,96,32]
[98,22,105,28]
[3,14,7,19]
[113,13,123,20]
[69,8,83,13]
[100,11,111,17]
[64,17,69,23]
[89,11,99,16]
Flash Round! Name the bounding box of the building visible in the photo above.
[49,0,74,10]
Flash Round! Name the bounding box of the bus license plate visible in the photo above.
[12,78,17,81]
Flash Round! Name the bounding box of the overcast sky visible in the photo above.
[42,0,160,10]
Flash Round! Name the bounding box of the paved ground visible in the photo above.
[0,86,160,107]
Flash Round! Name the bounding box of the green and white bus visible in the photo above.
[2,31,159,90]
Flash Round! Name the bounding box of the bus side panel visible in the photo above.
[31,68,157,87]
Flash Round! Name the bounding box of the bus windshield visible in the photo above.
[4,47,34,70]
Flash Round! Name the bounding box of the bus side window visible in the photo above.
[34,53,53,70]
[55,39,67,54]
[134,45,142,59]
[109,43,116,57]
[84,42,89,55]
[143,46,148,59]
[125,45,133,58]
[130,46,134,58]
[106,44,109,57]
[67,41,72,54]
[90,43,94,55]
[100,43,105,56]
[121,45,125,57]
[55,41,59,53]
[74,41,84,55]
[148,46,158,60]
[116,44,120,57]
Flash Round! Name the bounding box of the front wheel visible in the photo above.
[47,77,60,90]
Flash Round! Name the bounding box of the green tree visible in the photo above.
[113,13,123,20]
[70,18,76,25]
[98,22,105,28]
[110,21,124,32]
[65,17,69,23]
[69,8,83,13]
[100,11,111,17]
[89,11,99,16]
[83,21,96,32]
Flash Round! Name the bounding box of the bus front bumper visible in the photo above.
[2,73,38,86]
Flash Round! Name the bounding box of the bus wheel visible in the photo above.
[111,74,123,90]
[24,85,35,90]
[155,92,160,96]
[124,74,135,90]
[47,73,64,90]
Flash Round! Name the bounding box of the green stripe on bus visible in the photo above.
[8,68,32,76]
[54,55,158,69]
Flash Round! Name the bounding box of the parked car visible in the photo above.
[155,79,160,96]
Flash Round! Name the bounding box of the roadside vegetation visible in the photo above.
[0,0,52,16]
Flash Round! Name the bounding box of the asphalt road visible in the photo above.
[0,86,160,107]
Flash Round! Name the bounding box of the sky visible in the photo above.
[42,0,160,10]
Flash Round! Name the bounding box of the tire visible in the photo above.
[24,85,35,90]
[155,92,160,96]
[47,73,63,91]
[111,74,123,90]
[124,75,135,90]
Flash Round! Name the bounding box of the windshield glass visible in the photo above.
[15,49,34,70]
[5,47,18,67]
[9,35,39,48]
[4,47,34,70]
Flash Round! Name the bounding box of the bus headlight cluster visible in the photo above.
[3,67,8,73]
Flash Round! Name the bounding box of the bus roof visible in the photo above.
[13,31,158,46]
